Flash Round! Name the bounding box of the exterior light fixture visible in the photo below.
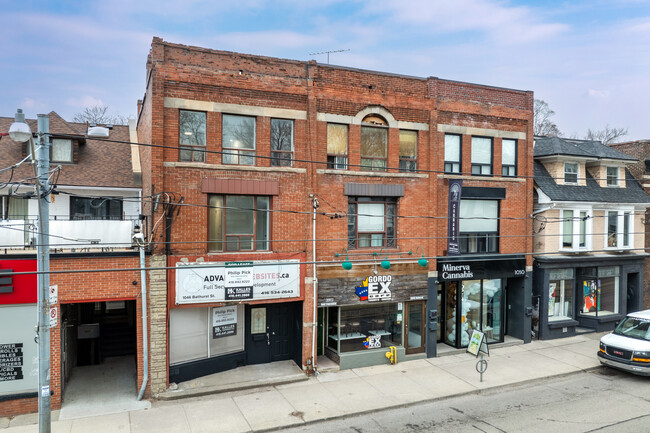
[8,109,32,143]
[335,249,352,270]
[415,246,428,267]
[375,248,391,270]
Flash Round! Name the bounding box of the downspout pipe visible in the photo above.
[311,196,319,375]
[134,232,148,401]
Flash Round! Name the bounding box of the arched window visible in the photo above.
[360,115,388,171]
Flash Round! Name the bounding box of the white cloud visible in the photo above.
[65,95,105,108]
[587,89,610,99]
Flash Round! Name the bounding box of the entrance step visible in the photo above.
[157,360,307,401]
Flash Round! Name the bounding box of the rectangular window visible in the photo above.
[179,110,206,162]
[222,114,255,165]
[170,305,245,365]
[501,139,516,177]
[327,123,348,169]
[564,163,578,183]
[360,126,387,171]
[444,134,461,174]
[548,268,574,322]
[607,211,618,247]
[399,130,417,172]
[327,305,401,353]
[606,166,618,186]
[471,137,492,175]
[623,212,631,247]
[348,197,396,249]
[51,139,72,163]
[270,119,293,167]
[208,195,269,251]
[459,199,498,254]
[562,210,573,248]
[70,197,123,220]
[579,211,587,248]
[598,266,619,316]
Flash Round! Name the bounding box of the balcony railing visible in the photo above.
[0,218,140,251]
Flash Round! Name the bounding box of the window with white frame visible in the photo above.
[471,137,492,175]
[561,209,590,250]
[564,162,578,183]
[606,210,633,249]
[501,139,516,177]
[606,166,618,186]
[459,199,499,254]
[444,134,461,174]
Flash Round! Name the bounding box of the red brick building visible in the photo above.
[137,38,534,391]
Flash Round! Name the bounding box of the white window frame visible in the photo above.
[564,162,578,184]
[606,166,619,187]
[604,209,634,250]
[559,208,592,251]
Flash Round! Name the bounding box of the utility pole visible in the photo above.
[36,114,51,433]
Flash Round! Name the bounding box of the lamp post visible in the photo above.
[9,109,51,433]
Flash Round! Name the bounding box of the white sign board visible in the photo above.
[212,306,238,338]
[48,285,58,305]
[0,305,38,395]
[175,260,300,304]
[49,307,58,328]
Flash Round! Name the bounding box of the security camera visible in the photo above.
[132,232,145,246]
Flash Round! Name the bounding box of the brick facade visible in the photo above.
[137,37,533,385]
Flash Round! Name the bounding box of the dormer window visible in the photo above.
[606,167,618,186]
[564,162,578,184]
[51,139,72,163]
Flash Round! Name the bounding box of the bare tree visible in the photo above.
[534,99,561,137]
[72,105,130,125]
[585,125,628,145]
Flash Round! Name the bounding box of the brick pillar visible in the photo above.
[148,255,168,395]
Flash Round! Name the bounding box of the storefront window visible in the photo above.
[548,268,573,322]
[453,279,502,347]
[327,304,401,353]
[598,267,619,316]
[580,267,619,317]
[170,305,245,365]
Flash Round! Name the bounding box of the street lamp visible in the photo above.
[9,109,51,433]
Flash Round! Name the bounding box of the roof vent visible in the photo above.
[87,126,109,137]
[105,124,114,130]
[89,123,97,127]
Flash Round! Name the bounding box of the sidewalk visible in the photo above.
[0,332,606,433]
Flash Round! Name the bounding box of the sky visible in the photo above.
[1,0,649,140]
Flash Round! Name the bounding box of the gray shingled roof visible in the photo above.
[535,136,637,161]
[534,161,650,203]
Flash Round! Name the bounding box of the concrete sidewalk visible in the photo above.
[0,332,606,432]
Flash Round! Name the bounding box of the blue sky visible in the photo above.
[1,0,649,140]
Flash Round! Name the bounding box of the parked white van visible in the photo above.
[598,309,650,376]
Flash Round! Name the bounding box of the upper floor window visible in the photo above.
[564,162,578,183]
[208,195,269,251]
[606,166,619,186]
[399,130,417,172]
[327,123,348,169]
[179,110,206,162]
[222,114,255,165]
[348,197,396,249]
[561,209,589,250]
[51,139,73,163]
[459,199,498,254]
[71,197,123,220]
[360,126,387,171]
[270,119,293,167]
[607,210,633,248]
[0,196,28,220]
[471,137,492,175]
[501,139,517,177]
[444,134,461,174]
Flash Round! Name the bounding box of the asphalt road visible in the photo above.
[279,367,650,433]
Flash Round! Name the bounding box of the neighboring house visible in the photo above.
[532,136,649,340]
[608,140,650,309]
[0,112,144,416]
[137,37,534,394]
